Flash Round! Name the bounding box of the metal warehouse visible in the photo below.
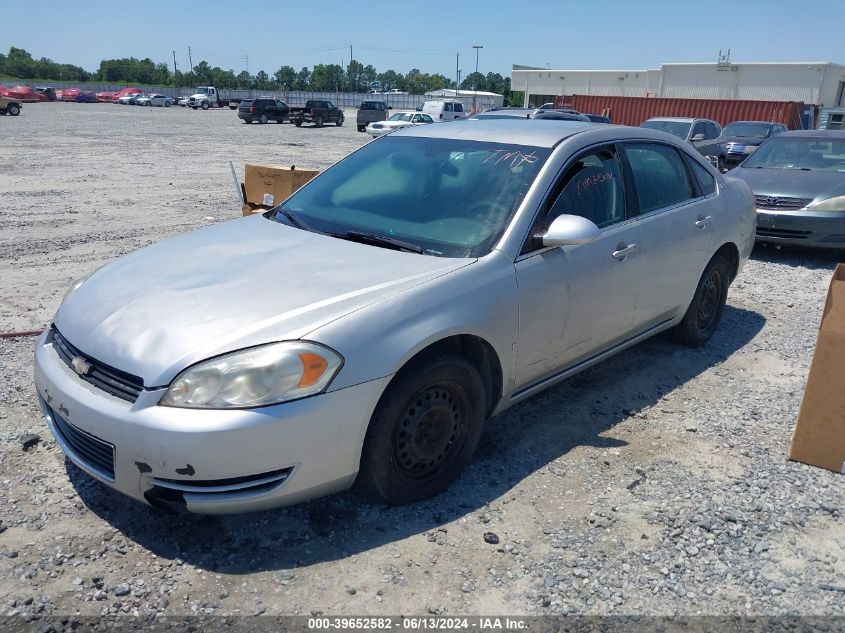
[512,60,845,109]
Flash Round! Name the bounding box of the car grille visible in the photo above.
[49,405,116,480]
[151,467,294,495]
[756,227,811,239]
[49,327,144,402]
[754,195,812,211]
[726,143,749,156]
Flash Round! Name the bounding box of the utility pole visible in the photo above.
[472,45,483,112]
[350,44,353,66]
[455,52,459,96]
[187,46,193,77]
[246,55,249,74]
[172,50,178,93]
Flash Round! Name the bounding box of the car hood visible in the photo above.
[55,216,473,386]
[731,167,845,201]
[719,135,767,145]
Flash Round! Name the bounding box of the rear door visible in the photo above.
[514,144,642,387]
[621,142,716,330]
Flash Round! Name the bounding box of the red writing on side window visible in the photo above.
[576,172,615,195]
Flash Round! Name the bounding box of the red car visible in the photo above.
[96,91,118,103]
[3,86,48,102]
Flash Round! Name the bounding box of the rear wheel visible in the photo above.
[8,104,20,116]
[315,115,324,128]
[356,351,486,505]
[294,119,302,127]
[671,254,731,347]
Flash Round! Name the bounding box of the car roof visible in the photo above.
[725,120,777,125]
[392,118,635,147]
[644,117,698,123]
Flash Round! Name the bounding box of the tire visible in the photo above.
[259,114,268,124]
[315,115,323,128]
[201,101,209,110]
[671,254,731,347]
[242,119,250,124]
[294,120,302,127]
[165,101,171,107]
[336,115,343,127]
[357,125,365,132]
[8,104,20,116]
[356,351,486,505]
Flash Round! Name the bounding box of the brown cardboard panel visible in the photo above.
[789,263,845,474]
[243,164,319,209]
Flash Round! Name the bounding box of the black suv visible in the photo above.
[238,98,289,124]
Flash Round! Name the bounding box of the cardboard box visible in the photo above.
[241,164,319,216]
[789,263,845,474]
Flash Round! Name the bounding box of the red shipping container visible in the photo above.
[556,95,806,130]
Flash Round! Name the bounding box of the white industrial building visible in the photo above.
[512,61,845,108]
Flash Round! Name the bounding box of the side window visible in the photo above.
[422,114,433,123]
[688,159,717,196]
[691,122,706,139]
[444,102,453,113]
[705,122,719,138]
[625,143,695,214]
[454,103,464,113]
[543,147,626,230]
[412,114,423,122]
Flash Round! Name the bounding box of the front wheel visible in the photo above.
[356,351,486,505]
[671,254,731,347]
[201,101,209,110]
[294,119,302,127]
[7,104,20,116]
[259,114,268,124]
[336,116,343,127]
[165,101,171,107]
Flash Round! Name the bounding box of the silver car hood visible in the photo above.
[55,216,472,386]
[732,167,845,202]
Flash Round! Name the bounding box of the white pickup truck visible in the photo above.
[186,86,242,110]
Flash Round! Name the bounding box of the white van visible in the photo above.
[421,99,465,121]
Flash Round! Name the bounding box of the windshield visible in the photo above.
[742,137,845,171]
[388,113,414,122]
[195,87,210,94]
[640,120,691,139]
[274,136,551,257]
[723,122,772,138]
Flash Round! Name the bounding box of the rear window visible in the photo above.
[240,100,254,107]
[361,101,385,110]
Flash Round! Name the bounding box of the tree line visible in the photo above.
[1,46,517,99]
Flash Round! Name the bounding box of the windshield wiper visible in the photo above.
[333,231,424,254]
[273,207,312,231]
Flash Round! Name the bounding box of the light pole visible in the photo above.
[472,45,483,111]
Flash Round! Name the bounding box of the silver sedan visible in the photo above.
[34,121,755,513]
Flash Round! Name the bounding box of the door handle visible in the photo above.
[695,215,713,229]
[612,243,638,261]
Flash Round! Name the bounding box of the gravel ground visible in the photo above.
[0,102,843,622]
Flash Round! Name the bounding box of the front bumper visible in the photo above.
[34,332,390,513]
[755,208,845,248]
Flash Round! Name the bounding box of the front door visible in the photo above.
[514,145,642,388]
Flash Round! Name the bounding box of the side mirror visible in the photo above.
[540,214,601,247]
[691,133,706,142]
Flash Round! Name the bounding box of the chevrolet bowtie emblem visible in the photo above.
[71,355,92,376]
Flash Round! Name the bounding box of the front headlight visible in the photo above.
[160,341,343,409]
[809,195,845,212]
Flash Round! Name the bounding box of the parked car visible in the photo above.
[469,108,536,120]
[76,91,98,103]
[0,96,22,116]
[717,121,787,167]
[135,93,173,107]
[366,111,434,137]
[113,87,142,103]
[288,100,344,127]
[584,114,612,124]
[640,117,726,170]
[96,91,118,103]
[176,97,191,107]
[421,99,466,121]
[730,130,845,249]
[534,111,592,122]
[356,100,390,132]
[2,85,47,102]
[117,93,143,105]
[61,88,82,102]
[386,89,408,95]
[35,120,753,513]
[34,87,57,101]
[238,98,289,124]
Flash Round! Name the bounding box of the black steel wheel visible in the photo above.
[356,351,486,505]
[671,254,730,347]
